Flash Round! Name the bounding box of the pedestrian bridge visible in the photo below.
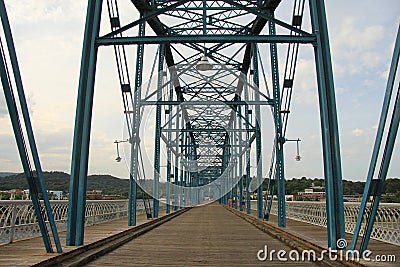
[0,201,399,266]
[1,0,400,266]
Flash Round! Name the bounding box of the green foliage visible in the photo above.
[284,177,321,194]
[342,180,365,195]
[0,192,11,199]
[0,171,130,197]
[382,191,400,203]
[384,179,400,194]
[282,177,400,197]
[1,173,399,201]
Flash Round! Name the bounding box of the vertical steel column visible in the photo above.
[253,43,263,219]
[179,117,185,207]
[233,116,239,209]
[67,0,103,246]
[182,139,187,206]
[127,171,137,226]
[174,102,181,210]
[128,18,146,226]
[268,10,286,227]
[222,134,230,205]
[244,73,251,214]
[153,43,165,218]
[0,0,62,252]
[238,105,244,211]
[350,25,400,253]
[233,160,238,209]
[309,0,345,248]
[166,81,174,214]
[360,87,400,252]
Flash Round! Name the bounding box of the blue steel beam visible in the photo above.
[166,76,174,214]
[309,0,345,249]
[0,0,62,252]
[268,9,286,228]
[72,0,342,249]
[163,129,255,133]
[222,0,309,37]
[128,18,146,226]
[153,43,165,218]
[350,24,400,253]
[252,43,264,219]
[102,0,191,38]
[140,100,273,105]
[238,104,244,212]
[67,0,103,246]
[244,74,251,214]
[96,35,316,45]
[174,104,181,211]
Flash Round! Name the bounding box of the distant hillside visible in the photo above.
[0,171,130,197]
[1,172,399,201]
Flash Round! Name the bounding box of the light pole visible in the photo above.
[113,139,129,162]
[285,138,302,161]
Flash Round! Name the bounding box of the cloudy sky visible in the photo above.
[0,0,399,181]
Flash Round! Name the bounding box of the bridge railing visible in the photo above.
[267,201,400,246]
[0,200,165,244]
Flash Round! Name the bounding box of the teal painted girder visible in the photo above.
[67,0,103,246]
[309,0,345,249]
[96,35,316,45]
[350,24,400,253]
[68,0,346,250]
[0,0,62,252]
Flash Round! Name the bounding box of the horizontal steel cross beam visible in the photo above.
[96,35,316,45]
[162,128,255,132]
[140,100,273,105]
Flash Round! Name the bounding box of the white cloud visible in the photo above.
[293,59,318,105]
[361,52,384,68]
[351,128,364,137]
[362,79,377,88]
[6,1,85,24]
[0,1,399,181]
[334,18,384,51]
[330,17,388,77]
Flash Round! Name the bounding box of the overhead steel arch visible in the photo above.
[67,0,346,250]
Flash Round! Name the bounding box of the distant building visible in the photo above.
[297,187,325,201]
[285,195,294,201]
[86,190,103,200]
[343,195,362,202]
[271,195,295,201]
[49,190,64,200]
[10,189,29,200]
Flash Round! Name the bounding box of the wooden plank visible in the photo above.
[0,212,164,267]
[261,212,400,267]
[85,204,318,266]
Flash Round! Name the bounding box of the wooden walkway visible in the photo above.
[0,203,399,266]
[250,210,400,267]
[0,211,167,267]
[85,203,316,267]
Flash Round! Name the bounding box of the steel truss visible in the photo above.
[350,25,400,253]
[0,0,62,253]
[68,0,346,249]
